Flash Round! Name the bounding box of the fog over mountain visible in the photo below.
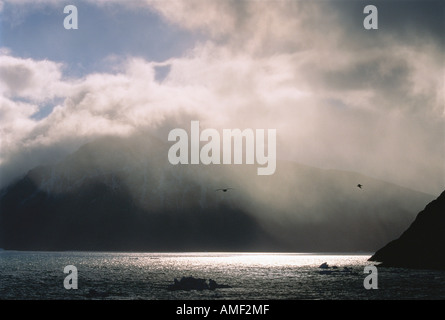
[0,1,443,251]
[1,0,443,196]
[0,134,434,251]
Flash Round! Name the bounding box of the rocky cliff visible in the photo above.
[369,190,445,270]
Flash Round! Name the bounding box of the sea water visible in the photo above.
[1,251,444,300]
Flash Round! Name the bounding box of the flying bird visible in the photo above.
[216,188,234,192]
[357,184,363,189]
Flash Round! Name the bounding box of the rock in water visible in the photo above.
[369,190,445,270]
[167,276,231,291]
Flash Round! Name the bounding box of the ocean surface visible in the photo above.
[1,251,444,300]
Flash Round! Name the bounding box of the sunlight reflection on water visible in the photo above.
[1,251,444,300]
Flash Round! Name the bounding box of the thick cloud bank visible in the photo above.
[0,0,444,196]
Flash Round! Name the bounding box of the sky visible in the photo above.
[0,0,444,196]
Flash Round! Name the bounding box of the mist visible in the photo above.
[0,1,444,251]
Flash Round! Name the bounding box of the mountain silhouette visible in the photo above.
[0,134,435,252]
[369,190,445,270]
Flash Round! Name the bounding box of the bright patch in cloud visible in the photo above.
[0,0,443,196]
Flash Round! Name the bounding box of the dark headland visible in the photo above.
[0,136,435,252]
[369,190,445,270]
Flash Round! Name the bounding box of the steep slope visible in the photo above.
[0,134,435,251]
[0,135,274,251]
[369,190,445,269]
